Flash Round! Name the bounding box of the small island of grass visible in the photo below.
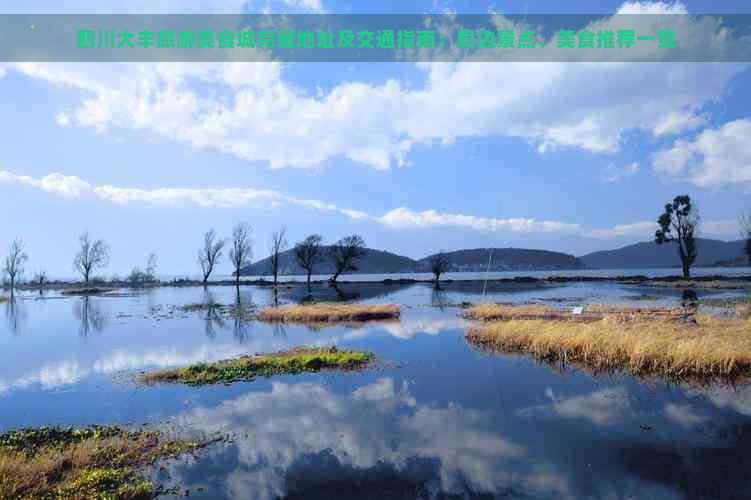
[259,303,400,324]
[465,307,751,381]
[140,347,375,385]
[0,425,206,499]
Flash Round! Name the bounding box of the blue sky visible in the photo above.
[1,0,750,277]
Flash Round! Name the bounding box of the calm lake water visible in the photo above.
[2,277,751,499]
[173,266,751,283]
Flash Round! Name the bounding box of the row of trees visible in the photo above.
[198,225,368,292]
[3,200,751,292]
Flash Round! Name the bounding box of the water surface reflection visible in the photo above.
[0,281,750,498]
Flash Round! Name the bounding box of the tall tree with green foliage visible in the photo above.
[655,195,699,279]
[742,210,751,264]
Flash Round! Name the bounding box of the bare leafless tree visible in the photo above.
[73,233,110,284]
[429,251,450,283]
[4,238,28,295]
[329,234,366,283]
[742,210,751,264]
[229,222,252,288]
[269,227,288,286]
[128,253,159,285]
[33,269,48,293]
[294,234,323,292]
[198,229,226,285]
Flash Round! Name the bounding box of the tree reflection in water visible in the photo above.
[73,296,107,337]
[4,297,26,336]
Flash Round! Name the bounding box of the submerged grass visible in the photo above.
[466,313,751,380]
[259,303,400,323]
[140,347,374,385]
[0,425,204,499]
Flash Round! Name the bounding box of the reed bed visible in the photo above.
[259,303,400,323]
[738,304,751,319]
[0,426,203,499]
[463,303,682,323]
[140,347,374,385]
[466,314,751,380]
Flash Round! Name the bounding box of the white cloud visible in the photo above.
[586,221,656,239]
[0,170,344,213]
[169,378,563,499]
[2,4,743,171]
[603,162,640,183]
[615,1,688,15]
[702,219,741,236]
[653,119,751,188]
[377,207,583,234]
[664,402,708,427]
[519,387,631,426]
[1,170,741,241]
[340,209,370,221]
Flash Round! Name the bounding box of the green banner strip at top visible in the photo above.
[1,14,750,62]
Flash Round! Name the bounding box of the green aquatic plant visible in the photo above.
[141,347,375,385]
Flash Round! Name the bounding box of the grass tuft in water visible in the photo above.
[466,312,751,381]
[0,425,204,499]
[259,303,399,323]
[464,303,682,322]
[140,347,375,385]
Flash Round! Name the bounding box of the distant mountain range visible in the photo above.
[240,246,421,276]
[240,238,748,277]
[240,246,585,276]
[579,238,747,269]
[419,248,585,271]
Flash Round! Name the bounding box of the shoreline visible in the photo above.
[4,273,751,293]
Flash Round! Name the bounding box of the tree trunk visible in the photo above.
[330,270,341,283]
[682,262,690,279]
[306,271,312,293]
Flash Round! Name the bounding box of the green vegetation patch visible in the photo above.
[141,347,374,386]
[0,425,205,500]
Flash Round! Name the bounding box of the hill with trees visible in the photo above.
[579,238,746,269]
[240,246,422,276]
[420,248,585,272]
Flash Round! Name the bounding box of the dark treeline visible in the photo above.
[3,199,751,295]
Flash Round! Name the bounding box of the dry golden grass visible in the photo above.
[648,280,751,290]
[738,304,751,319]
[463,303,680,322]
[0,296,7,304]
[466,314,751,380]
[259,303,400,323]
[0,426,202,499]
